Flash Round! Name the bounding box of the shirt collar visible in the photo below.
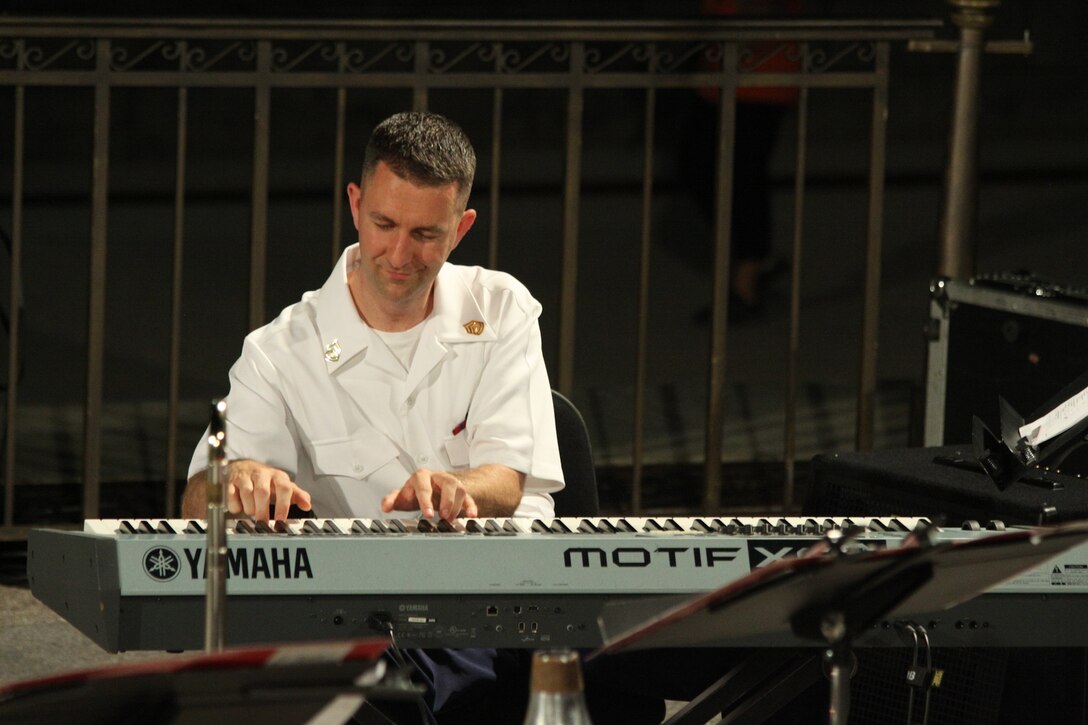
[315,245,373,373]
[315,245,497,375]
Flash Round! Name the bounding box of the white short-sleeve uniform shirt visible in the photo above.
[187,245,565,519]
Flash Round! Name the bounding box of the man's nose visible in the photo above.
[387,232,413,267]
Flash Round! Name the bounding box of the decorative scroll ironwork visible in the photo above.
[584,42,636,73]
[497,42,569,73]
[737,41,804,72]
[428,42,487,74]
[270,41,327,73]
[110,40,167,71]
[0,38,96,71]
[648,41,715,74]
[158,40,256,72]
[319,41,414,73]
[0,32,880,80]
[806,41,875,73]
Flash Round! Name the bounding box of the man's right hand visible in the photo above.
[182,460,312,521]
[226,460,312,521]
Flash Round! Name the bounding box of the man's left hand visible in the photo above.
[381,469,480,521]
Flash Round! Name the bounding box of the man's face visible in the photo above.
[347,161,476,319]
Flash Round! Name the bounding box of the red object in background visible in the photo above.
[699,0,803,105]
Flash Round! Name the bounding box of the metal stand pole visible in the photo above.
[825,640,852,725]
[937,0,1000,280]
[204,399,228,652]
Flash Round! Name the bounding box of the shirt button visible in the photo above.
[419,455,429,464]
[352,463,363,473]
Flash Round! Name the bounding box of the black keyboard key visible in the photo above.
[578,519,601,534]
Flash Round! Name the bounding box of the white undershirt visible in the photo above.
[372,321,425,373]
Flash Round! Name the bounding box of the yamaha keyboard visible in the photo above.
[27,516,1088,652]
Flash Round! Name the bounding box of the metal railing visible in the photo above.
[0,17,942,529]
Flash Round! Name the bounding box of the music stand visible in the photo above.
[592,522,1088,725]
[0,638,431,725]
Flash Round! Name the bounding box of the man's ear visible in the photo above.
[450,208,477,251]
[346,182,363,230]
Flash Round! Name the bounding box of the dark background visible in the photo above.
[0,0,1085,515]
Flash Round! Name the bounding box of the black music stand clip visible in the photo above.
[974,370,1088,492]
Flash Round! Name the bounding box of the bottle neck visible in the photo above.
[523,650,593,725]
[523,691,593,725]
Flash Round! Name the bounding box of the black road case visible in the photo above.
[923,276,1088,450]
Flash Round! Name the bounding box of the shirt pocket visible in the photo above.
[310,431,401,479]
[443,433,470,469]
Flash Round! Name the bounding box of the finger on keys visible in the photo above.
[439,475,465,521]
[236,473,256,517]
[462,493,479,519]
[293,486,312,512]
[380,484,420,516]
[227,482,243,515]
[253,469,272,522]
[411,471,435,519]
[271,470,298,521]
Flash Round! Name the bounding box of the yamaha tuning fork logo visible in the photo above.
[143,546,181,581]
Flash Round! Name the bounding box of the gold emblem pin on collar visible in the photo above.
[463,320,485,336]
[324,339,342,362]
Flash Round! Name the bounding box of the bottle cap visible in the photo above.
[530,649,584,694]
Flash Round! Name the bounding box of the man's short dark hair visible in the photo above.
[362,111,476,207]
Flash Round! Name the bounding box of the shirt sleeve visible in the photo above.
[467,288,565,508]
[186,336,301,480]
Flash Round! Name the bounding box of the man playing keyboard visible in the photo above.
[181,110,565,723]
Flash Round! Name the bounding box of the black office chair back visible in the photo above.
[551,390,599,517]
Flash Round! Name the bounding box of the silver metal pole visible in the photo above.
[937,0,999,280]
[204,399,228,652]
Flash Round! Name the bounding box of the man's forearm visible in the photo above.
[456,464,525,517]
[181,470,209,518]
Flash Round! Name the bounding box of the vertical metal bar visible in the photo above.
[84,38,111,520]
[631,82,656,515]
[204,399,228,652]
[165,76,188,518]
[332,80,347,265]
[488,84,503,270]
[4,69,25,527]
[248,40,271,332]
[413,41,429,111]
[855,41,890,452]
[938,4,993,280]
[557,42,584,398]
[783,57,810,511]
[702,42,738,513]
